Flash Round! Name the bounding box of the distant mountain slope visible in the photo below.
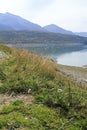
[0,12,87,37]
[0,13,45,31]
[43,24,74,35]
[75,32,87,37]
[0,31,87,45]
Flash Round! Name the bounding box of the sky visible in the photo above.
[0,0,87,32]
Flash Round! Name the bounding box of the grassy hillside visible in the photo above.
[0,31,87,45]
[0,44,87,130]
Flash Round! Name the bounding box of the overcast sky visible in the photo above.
[0,0,87,32]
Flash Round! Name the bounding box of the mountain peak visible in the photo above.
[0,12,13,16]
[0,12,45,31]
[46,24,59,27]
[0,12,73,34]
[44,24,73,35]
[5,12,11,15]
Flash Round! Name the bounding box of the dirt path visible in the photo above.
[0,94,34,108]
[57,64,87,88]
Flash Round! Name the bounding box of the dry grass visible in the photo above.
[12,49,58,78]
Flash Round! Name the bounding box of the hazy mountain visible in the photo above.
[43,24,74,35]
[0,12,86,37]
[0,12,45,31]
[75,32,87,37]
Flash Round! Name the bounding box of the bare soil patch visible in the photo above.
[0,94,34,108]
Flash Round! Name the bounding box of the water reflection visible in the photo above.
[8,43,87,67]
[57,49,87,67]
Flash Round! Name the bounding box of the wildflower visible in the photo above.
[28,88,31,94]
[25,117,28,120]
[57,88,62,93]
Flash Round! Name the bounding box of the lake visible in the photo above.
[8,43,87,67]
[56,49,87,67]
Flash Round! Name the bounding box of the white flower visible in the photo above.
[28,88,31,94]
[25,117,28,120]
[57,88,62,93]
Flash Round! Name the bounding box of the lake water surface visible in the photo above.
[56,49,87,67]
[9,44,87,67]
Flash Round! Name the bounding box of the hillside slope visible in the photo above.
[0,44,87,130]
[75,32,87,37]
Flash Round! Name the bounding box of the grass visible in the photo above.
[0,44,87,129]
[0,102,60,130]
[0,44,14,55]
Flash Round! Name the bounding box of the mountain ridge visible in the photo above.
[0,12,87,36]
[75,32,87,37]
[0,12,73,35]
[0,12,46,31]
[43,24,74,35]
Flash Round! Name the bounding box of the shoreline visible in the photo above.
[57,64,87,88]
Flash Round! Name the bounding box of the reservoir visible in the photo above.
[56,49,87,67]
[9,43,87,67]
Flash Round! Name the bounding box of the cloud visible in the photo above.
[0,0,26,14]
[28,0,54,11]
[31,0,87,31]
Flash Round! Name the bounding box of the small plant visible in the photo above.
[0,70,6,80]
[7,120,20,130]
[12,100,24,106]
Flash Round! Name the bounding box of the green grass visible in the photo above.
[0,102,60,130]
[0,44,87,129]
[0,44,14,54]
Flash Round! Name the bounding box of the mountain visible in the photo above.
[43,24,74,35]
[75,32,87,37]
[0,12,86,37]
[0,12,45,31]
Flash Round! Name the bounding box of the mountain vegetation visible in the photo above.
[0,31,87,45]
[0,44,87,129]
